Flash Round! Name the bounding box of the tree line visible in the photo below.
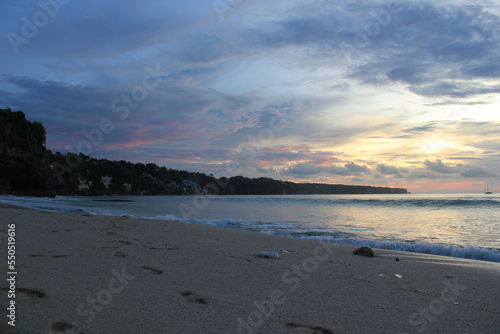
[0,108,408,196]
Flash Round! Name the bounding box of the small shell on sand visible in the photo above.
[353,246,375,257]
[258,251,279,259]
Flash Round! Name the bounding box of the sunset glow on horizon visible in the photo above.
[1,1,499,193]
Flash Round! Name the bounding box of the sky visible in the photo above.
[1,0,499,193]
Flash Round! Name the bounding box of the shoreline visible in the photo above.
[0,206,499,333]
[1,199,499,264]
[0,202,33,210]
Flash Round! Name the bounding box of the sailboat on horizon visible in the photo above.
[485,183,493,194]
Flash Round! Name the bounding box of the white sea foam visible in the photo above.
[295,236,500,263]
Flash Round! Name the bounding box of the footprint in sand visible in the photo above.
[140,266,163,275]
[0,287,48,299]
[48,321,84,333]
[113,251,127,258]
[180,290,208,304]
[285,323,334,334]
[18,287,48,299]
[149,246,180,250]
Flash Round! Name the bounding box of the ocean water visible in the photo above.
[1,193,499,262]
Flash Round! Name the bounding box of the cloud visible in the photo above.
[387,66,428,85]
[376,164,408,177]
[348,3,500,100]
[1,1,500,191]
[0,75,262,152]
[3,1,209,58]
[464,62,500,78]
[331,162,371,176]
[424,159,456,174]
[409,81,500,98]
[461,165,497,178]
[285,162,326,175]
[379,159,499,180]
[284,161,371,177]
[403,124,436,134]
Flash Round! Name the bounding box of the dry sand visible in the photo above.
[0,205,499,334]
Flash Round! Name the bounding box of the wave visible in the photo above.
[146,213,500,263]
[296,236,500,263]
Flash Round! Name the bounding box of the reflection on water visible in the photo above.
[1,193,499,251]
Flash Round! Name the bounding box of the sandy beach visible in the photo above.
[0,204,499,334]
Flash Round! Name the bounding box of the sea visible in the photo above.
[1,193,499,263]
